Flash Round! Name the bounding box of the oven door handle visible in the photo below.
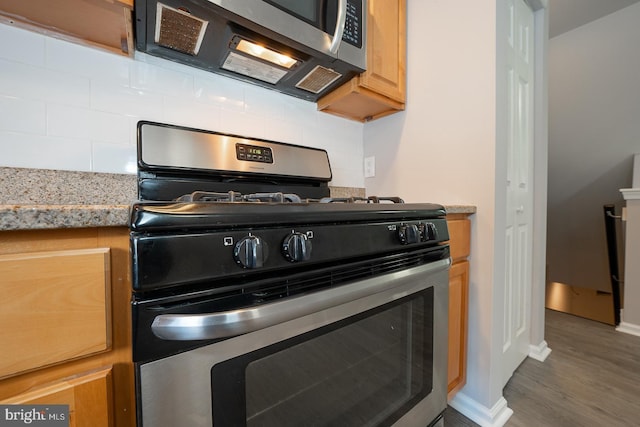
[151,257,450,341]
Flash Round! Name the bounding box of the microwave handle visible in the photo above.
[329,0,347,54]
[150,258,450,341]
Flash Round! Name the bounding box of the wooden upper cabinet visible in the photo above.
[318,0,406,122]
[0,0,134,56]
[358,0,406,102]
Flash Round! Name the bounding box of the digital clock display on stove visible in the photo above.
[235,143,273,163]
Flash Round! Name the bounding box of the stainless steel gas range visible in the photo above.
[130,121,450,427]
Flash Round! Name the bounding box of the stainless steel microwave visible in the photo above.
[134,0,367,101]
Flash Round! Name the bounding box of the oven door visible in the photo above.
[137,258,449,427]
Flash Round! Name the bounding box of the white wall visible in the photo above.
[365,0,502,414]
[547,3,640,291]
[365,1,549,425]
[0,23,364,188]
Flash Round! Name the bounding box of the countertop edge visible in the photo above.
[0,205,131,231]
[444,205,477,215]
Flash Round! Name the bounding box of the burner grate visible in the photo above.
[174,191,405,204]
[175,191,303,203]
[319,196,405,204]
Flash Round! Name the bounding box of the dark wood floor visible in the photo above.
[444,309,640,426]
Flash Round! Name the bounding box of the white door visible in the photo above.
[502,0,535,387]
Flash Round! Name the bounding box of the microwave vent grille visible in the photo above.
[295,66,342,94]
[155,3,208,56]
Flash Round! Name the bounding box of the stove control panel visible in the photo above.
[236,143,273,163]
[397,222,439,245]
[131,218,449,291]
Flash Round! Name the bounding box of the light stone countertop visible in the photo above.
[0,204,131,230]
[0,167,136,230]
[0,167,475,231]
[444,205,477,215]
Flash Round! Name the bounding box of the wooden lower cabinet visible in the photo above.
[446,214,472,400]
[2,366,113,427]
[447,260,469,398]
[0,227,134,427]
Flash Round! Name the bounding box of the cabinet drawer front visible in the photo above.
[0,248,111,378]
[0,366,113,427]
[447,219,471,262]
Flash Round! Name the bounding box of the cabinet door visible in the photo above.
[0,366,113,427]
[317,0,406,122]
[359,0,406,102]
[0,0,133,56]
[0,248,111,379]
[448,260,469,398]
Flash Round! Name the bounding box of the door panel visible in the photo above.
[502,0,534,387]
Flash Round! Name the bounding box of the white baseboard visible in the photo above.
[528,340,552,362]
[616,321,640,337]
[448,392,513,427]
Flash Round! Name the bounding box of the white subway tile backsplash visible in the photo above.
[218,109,267,138]
[91,82,164,117]
[0,24,45,66]
[262,122,303,146]
[282,98,318,128]
[162,97,222,131]
[0,59,91,107]
[90,111,131,144]
[46,36,131,86]
[47,104,130,143]
[134,51,194,75]
[47,104,96,139]
[0,22,363,185]
[131,60,194,98]
[194,73,245,111]
[244,85,285,119]
[0,95,46,134]
[91,141,137,174]
[0,131,91,171]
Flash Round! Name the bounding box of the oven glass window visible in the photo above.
[211,289,434,426]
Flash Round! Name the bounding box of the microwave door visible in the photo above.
[264,0,346,54]
[210,0,366,70]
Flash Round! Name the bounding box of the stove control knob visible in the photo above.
[418,223,427,241]
[398,224,420,245]
[418,223,438,241]
[234,235,269,269]
[425,222,438,241]
[282,232,312,262]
